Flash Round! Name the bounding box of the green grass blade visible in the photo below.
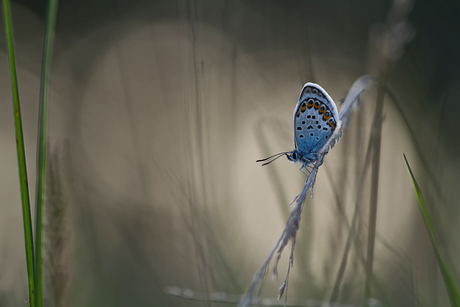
[35,0,59,306]
[404,154,460,307]
[2,1,36,306]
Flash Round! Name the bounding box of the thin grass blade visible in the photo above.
[2,1,36,306]
[35,0,59,306]
[404,154,460,307]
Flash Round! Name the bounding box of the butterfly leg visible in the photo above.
[299,165,309,176]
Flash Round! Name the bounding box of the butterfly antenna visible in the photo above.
[256,151,291,166]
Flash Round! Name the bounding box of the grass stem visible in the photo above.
[404,155,460,307]
[2,1,36,305]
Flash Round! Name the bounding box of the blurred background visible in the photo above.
[0,0,459,306]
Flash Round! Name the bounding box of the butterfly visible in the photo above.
[257,83,340,175]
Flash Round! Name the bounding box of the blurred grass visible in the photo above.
[1,0,36,305]
[404,154,460,307]
[46,145,69,307]
[35,0,59,306]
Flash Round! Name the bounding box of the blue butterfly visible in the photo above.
[257,83,339,174]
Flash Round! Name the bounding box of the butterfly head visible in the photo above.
[286,150,299,163]
[286,149,316,164]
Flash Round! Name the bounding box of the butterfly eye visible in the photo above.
[292,152,297,160]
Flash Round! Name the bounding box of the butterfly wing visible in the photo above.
[292,83,339,157]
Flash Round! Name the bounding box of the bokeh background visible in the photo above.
[1,0,459,306]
